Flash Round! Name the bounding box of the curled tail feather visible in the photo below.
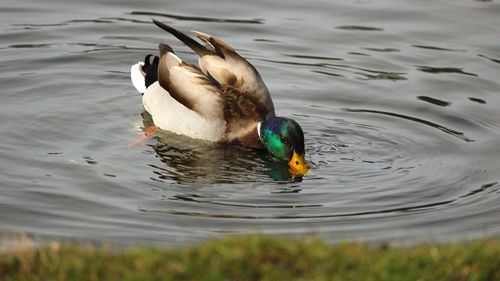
[130,54,160,94]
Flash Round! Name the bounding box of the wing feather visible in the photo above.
[157,49,223,120]
[195,33,275,117]
[152,19,275,117]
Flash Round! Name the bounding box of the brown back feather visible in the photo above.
[219,86,268,138]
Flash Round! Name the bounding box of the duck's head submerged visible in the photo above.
[258,117,309,175]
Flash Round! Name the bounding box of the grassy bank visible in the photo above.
[0,235,498,281]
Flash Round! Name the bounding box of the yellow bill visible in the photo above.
[288,151,309,175]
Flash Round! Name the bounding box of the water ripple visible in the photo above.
[412,45,466,52]
[1,0,499,246]
[344,108,474,142]
[261,58,407,81]
[335,25,384,31]
[478,54,500,65]
[416,65,478,77]
[417,96,451,107]
[130,11,263,24]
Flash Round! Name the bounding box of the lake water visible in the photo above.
[1,0,499,246]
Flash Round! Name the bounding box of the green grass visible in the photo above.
[0,235,498,281]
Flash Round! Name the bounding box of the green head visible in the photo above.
[258,117,309,175]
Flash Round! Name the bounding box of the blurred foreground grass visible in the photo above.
[0,235,498,281]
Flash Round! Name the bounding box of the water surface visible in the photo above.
[1,0,500,246]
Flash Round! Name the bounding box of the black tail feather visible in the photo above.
[142,54,159,89]
[152,19,211,57]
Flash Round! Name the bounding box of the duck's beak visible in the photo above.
[288,151,309,175]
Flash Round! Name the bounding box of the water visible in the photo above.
[1,0,499,246]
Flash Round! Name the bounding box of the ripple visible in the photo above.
[253,38,280,43]
[284,54,343,61]
[67,19,114,24]
[460,182,498,199]
[361,47,400,52]
[12,23,68,28]
[468,97,486,104]
[130,11,263,24]
[345,108,474,142]
[478,54,500,65]
[412,45,466,52]
[335,25,384,31]
[8,43,55,48]
[311,70,344,78]
[261,58,407,81]
[140,199,457,220]
[416,65,478,77]
[172,194,322,209]
[417,96,451,107]
[140,180,499,220]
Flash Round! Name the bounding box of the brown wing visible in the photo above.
[157,44,224,120]
[194,31,275,117]
[152,19,275,118]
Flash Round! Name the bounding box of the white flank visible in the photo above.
[130,62,147,93]
[142,82,226,142]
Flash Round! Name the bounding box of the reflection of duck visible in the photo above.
[142,111,299,183]
[131,19,308,175]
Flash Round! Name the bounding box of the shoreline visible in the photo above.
[1,235,498,280]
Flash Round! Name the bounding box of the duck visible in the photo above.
[130,19,309,175]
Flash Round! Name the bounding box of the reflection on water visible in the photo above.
[1,0,500,246]
[142,112,300,184]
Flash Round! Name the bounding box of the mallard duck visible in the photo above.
[130,19,309,175]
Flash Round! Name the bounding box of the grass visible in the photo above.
[0,235,498,281]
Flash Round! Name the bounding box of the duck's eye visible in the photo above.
[280,136,288,143]
[295,160,299,165]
